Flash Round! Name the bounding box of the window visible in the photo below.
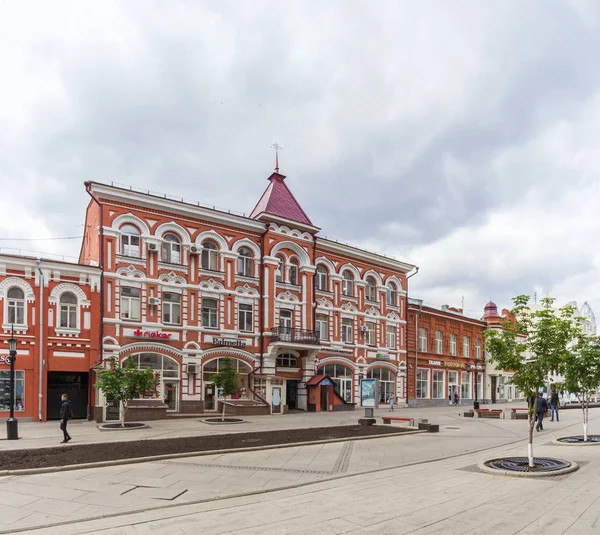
[237,248,253,277]
[202,298,218,328]
[461,372,471,399]
[163,293,181,325]
[121,224,140,257]
[386,325,396,349]
[419,328,427,352]
[162,233,181,264]
[316,266,328,291]
[289,259,299,285]
[279,309,292,329]
[432,370,445,399]
[368,368,396,403]
[276,353,297,368]
[416,368,429,398]
[386,283,397,306]
[341,271,354,297]
[120,287,140,320]
[365,277,376,301]
[316,314,328,341]
[59,292,78,329]
[275,255,285,283]
[0,371,25,412]
[435,331,443,354]
[201,241,218,271]
[476,339,481,360]
[365,321,376,345]
[463,336,470,358]
[7,287,25,325]
[342,318,353,343]
[318,364,352,402]
[238,303,253,332]
[450,334,457,356]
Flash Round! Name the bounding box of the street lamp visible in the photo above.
[6,327,19,440]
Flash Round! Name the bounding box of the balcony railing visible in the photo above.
[271,326,320,345]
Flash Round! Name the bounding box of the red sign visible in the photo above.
[133,329,172,339]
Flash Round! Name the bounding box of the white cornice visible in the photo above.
[0,254,101,276]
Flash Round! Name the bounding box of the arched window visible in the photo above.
[162,233,181,264]
[316,266,328,292]
[341,271,354,297]
[7,287,25,325]
[289,259,299,286]
[366,277,376,301]
[59,292,78,329]
[275,255,285,283]
[367,368,396,403]
[237,248,253,277]
[276,353,298,368]
[318,364,353,402]
[386,282,397,306]
[201,241,218,271]
[121,224,140,257]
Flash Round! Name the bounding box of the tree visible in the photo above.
[485,296,577,467]
[211,357,239,421]
[562,334,600,441]
[94,356,156,427]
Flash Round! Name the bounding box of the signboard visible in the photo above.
[0,356,13,365]
[212,338,247,348]
[376,353,390,360]
[428,360,442,366]
[132,329,172,339]
[320,378,334,386]
[360,378,379,408]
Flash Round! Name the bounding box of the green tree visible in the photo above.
[562,334,600,441]
[94,356,156,427]
[211,357,239,421]
[485,296,577,467]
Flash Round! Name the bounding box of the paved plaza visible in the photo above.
[1,404,599,534]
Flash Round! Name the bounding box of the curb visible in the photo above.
[477,459,579,478]
[0,428,425,477]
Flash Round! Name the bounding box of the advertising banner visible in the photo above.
[360,378,378,408]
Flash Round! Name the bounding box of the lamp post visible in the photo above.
[6,328,19,440]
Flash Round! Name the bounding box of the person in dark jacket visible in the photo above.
[59,393,73,443]
[550,390,560,422]
[535,392,548,431]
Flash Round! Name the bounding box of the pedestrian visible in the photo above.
[60,393,73,443]
[388,394,394,412]
[454,391,460,406]
[535,392,548,432]
[550,389,560,422]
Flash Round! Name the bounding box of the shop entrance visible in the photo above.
[204,383,216,411]
[47,372,89,420]
[286,380,298,410]
[448,371,459,405]
[491,376,497,404]
[320,386,329,411]
[164,381,179,411]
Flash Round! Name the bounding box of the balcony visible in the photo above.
[271,326,320,345]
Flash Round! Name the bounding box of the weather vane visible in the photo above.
[271,142,283,173]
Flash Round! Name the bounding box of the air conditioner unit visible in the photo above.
[360,325,368,333]
[148,243,158,252]
[189,245,200,254]
[187,363,198,375]
[148,297,160,306]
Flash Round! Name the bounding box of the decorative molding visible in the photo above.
[235,284,260,296]
[200,347,258,366]
[159,271,187,285]
[154,222,191,244]
[277,290,300,303]
[199,278,225,291]
[49,283,91,308]
[195,230,229,251]
[269,223,313,242]
[230,238,261,257]
[0,277,35,302]
[365,306,379,316]
[111,213,151,235]
[118,342,183,358]
[340,303,358,313]
[270,240,311,267]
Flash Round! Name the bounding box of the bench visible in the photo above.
[510,408,530,420]
[382,416,414,426]
[475,409,503,419]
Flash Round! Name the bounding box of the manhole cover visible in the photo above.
[557,435,600,444]
[242,438,261,443]
[445,427,460,430]
[484,457,571,473]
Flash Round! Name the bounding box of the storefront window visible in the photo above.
[319,364,353,402]
[416,368,429,399]
[0,371,25,412]
[368,367,395,403]
[461,371,471,399]
[432,370,445,399]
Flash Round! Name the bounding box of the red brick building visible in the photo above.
[0,254,100,421]
[406,299,486,407]
[80,170,416,420]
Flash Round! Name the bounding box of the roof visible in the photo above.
[306,375,336,386]
[249,172,313,226]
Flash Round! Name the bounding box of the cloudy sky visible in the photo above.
[1,0,600,319]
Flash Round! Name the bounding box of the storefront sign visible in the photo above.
[427,359,465,369]
[132,329,172,339]
[212,338,247,347]
[0,356,12,365]
[428,360,442,366]
[321,347,354,356]
[376,353,390,360]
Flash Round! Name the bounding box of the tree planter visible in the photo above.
[202,418,246,425]
[554,435,600,445]
[98,422,149,431]
[479,457,578,477]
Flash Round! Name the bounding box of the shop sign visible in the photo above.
[376,353,390,360]
[322,347,354,355]
[320,378,334,386]
[0,356,12,365]
[444,362,465,369]
[360,378,378,408]
[132,329,172,339]
[428,360,442,366]
[212,337,247,347]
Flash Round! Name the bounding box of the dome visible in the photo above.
[483,301,500,319]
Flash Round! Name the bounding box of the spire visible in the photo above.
[272,142,282,173]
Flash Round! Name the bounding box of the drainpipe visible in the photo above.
[257,225,269,374]
[405,267,419,405]
[84,182,105,418]
[35,260,44,422]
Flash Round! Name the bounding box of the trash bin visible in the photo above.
[473,401,480,410]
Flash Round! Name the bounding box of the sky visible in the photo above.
[1,0,600,320]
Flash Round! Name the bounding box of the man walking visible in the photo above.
[535,392,548,432]
[550,389,560,422]
[60,393,73,443]
[388,394,394,412]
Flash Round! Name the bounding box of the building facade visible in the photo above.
[406,299,486,407]
[80,172,416,419]
[0,254,101,422]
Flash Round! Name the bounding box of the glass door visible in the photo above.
[448,371,459,404]
[272,386,282,414]
[204,383,216,411]
[163,381,179,411]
